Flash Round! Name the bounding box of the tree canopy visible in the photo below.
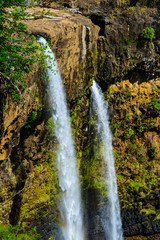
[0,0,40,102]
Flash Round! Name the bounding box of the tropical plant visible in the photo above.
[140,27,155,42]
[0,0,42,103]
[0,223,42,240]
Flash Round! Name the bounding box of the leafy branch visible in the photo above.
[0,1,44,103]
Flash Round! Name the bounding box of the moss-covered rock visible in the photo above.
[105,79,160,236]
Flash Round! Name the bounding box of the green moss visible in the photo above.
[124,127,137,139]
[148,101,160,110]
[112,121,122,135]
[106,80,160,209]
[46,117,55,138]
[129,179,145,192]
[155,214,160,220]
[24,110,40,128]
[140,208,156,215]
[19,149,59,228]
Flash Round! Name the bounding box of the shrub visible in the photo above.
[0,223,42,240]
[140,27,155,42]
[0,0,44,103]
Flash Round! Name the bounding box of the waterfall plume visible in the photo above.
[91,80,123,240]
[38,36,84,240]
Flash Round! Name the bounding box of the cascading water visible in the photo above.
[91,80,123,240]
[37,37,84,240]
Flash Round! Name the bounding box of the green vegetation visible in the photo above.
[106,80,159,210]
[124,127,136,139]
[140,208,156,215]
[122,37,134,53]
[25,110,39,128]
[148,100,160,110]
[111,121,122,136]
[140,27,156,43]
[46,117,55,131]
[81,140,107,198]
[19,149,59,232]
[148,146,158,159]
[125,37,134,45]
[0,0,44,103]
[38,8,53,16]
[155,214,160,220]
[0,223,41,240]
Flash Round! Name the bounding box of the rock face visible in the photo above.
[96,7,160,88]
[0,63,62,239]
[81,79,160,240]
[0,63,42,223]
[0,6,99,240]
[0,2,160,240]
[38,0,123,10]
[106,79,160,237]
[26,7,99,102]
[40,1,160,87]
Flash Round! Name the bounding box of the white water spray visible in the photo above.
[38,37,84,240]
[91,80,123,240]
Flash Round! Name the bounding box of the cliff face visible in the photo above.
[26,7,99,102]
[0,63,42,223]
[82,81,160,240]
[38,0,123,9]
[0,1,160,240]
[96,7,160,87]
[0,6,99,239]
[107,79,160,237]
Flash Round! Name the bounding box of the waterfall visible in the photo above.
[91,80,123,240]
[37,37,84,240]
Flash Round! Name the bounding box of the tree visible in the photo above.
[0,0,40,102]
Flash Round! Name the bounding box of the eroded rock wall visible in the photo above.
[0,6,99,239]
[107,79,160,237]
[26,7,99,101]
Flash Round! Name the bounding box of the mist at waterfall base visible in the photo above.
[37,37,84,240]
[91,80,123,240]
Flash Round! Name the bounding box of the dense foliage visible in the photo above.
[0,223,41,240]
[0,0,41,102]
[140,27,155,42]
